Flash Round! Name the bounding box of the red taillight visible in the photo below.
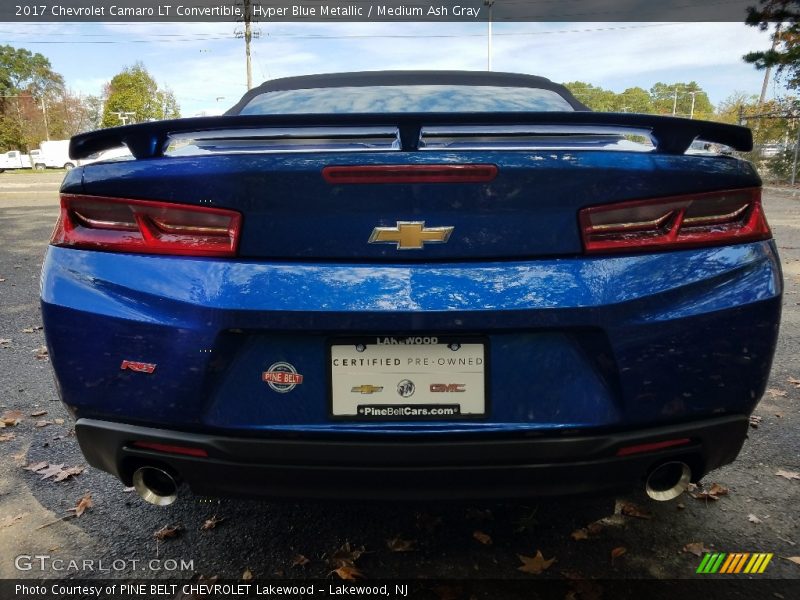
[579,188,770,254]
[51,194,242,257]
[132,441,208,457]
[616,438,691,457]
[322,164,498,184]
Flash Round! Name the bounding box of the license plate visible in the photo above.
[329,336,486,419]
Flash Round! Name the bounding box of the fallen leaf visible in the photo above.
[0,278,5,282]
[330,542,365,568]
[0,338,11,346]
[69,493,93,517]
[749,415,763,428]
[683,542,709,557]
[242,569,253,581]
[33,346,49,360]
[153,525,181,540]
[611,547,627,563]
[200,515,225,530]
[570,528,589,541]
[22,328,34,333]
[788,377,800,388]
[766,388,788,397]
[122,486,135,493]
[690,482,729,501]
[472,530,492,545]
[386,537,416,552]
[53,466,84,482]
[36,464,70,481]
[0,433,15,442]
[776,469,800,481]
[785,557,800,566]
[24,461,48,473]
[332,565,364,580]
[2,410,23,426]
[677,503,686,510]
[620,502,652,520]
[517,550,556,575]
[30,410,47,417]
[1,513,27,528]
[291,554,310,567]
[748,514,762,524]
[35,420,52,428]
[54,418,64,425]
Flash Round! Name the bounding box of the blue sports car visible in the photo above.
[41,72,782,505]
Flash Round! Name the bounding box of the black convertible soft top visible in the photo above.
[225,70,590,115]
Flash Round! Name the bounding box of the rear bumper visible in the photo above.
[76,415,749,500]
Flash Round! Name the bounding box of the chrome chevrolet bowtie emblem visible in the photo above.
[368,221,454,250]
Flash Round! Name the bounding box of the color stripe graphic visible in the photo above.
[697,553,773,574]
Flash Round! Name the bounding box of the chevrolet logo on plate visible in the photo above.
[368,221,454,250]
[351,385,384,394]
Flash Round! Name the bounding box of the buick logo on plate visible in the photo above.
[397,379,415,398]
[262,362,304,393]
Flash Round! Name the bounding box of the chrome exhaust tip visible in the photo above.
[645,461,692,502]
[132,466,178,506]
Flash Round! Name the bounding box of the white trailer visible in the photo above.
[0,150,32,172]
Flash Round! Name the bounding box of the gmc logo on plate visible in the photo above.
[430,383,466,393]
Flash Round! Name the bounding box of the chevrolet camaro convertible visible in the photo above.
[41,72,782,505]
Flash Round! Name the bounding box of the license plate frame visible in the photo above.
[328,335,489,421]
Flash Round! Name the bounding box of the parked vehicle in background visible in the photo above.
[0,150,32,172]
[31,140,77,170]
[760,143,784,158]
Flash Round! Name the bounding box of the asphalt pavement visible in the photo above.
[0,172,797,597]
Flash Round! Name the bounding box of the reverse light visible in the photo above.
[579,188,770,254]
[322,164,498,184]
[51,194,242,257]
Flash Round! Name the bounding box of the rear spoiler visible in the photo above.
[70,112,752,160]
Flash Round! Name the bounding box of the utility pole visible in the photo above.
[40,95,49,141]
[484,0,495,71]
[759,23,782,106]
[237,0,259,89]
[244,0,253,89]
[688,91,697,119]
[672,87,679,116]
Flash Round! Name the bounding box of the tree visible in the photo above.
[649,82,714,119]
[616,87,653,113]
[0,45,64,151]
[101,63,180,127]
[744,1,800,88]
[562,81,618,111]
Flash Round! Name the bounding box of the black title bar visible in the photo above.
[4,0,762,23]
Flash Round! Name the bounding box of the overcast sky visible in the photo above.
[0,21,783,117]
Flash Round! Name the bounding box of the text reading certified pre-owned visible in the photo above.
[330,339,485,418]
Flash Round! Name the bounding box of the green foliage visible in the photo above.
[0,45,64,151]
[563,81,709,116]
[744,1,800,88]
[101,63,180,127]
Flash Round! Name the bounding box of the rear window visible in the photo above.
[239,85,575,115]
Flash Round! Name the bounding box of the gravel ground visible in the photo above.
[0,173,797,598]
